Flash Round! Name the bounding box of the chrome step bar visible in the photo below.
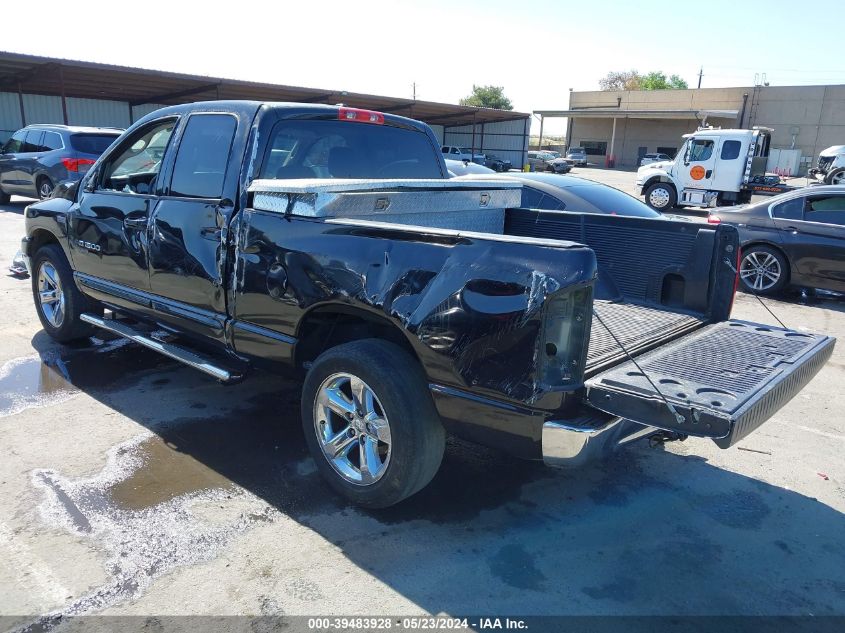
[81,313,239,383]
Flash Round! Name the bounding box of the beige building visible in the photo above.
[536,84,845,173]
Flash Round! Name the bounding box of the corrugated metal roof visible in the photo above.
[0,51,528,128]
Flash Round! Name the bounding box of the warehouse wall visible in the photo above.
[0,92,171,143]
[443,118,529,169]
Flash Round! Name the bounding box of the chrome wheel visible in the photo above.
[38,179,54,199]
[37,261,65,328]
[740,251,782,291]
[831,171,845,185]
[313,372,391,485]
[648,186,671,209]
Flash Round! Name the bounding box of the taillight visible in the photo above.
[728,246,741,315]
[62,157,96,172]
[338,107,385,125]
[707,214,721,224]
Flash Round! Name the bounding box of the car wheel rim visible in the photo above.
[313,372,392,486]
[648,187,671,208]
[39,181,53,198]
[740,251,782,291]
[832,172,845,185]
[37,261,65,328]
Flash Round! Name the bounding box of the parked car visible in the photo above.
[445,159,496,176]
[483,154,512,172]
[708,185,845,295]
[20,101,834,509]
[441,145,484,164]
[566,147,588,166]
[460,172,663,218]
[0,124,122,202]
[640,152,672,167]
[527,151,571,173]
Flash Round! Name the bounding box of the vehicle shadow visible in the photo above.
[20,332,845,617]
[741,287,845,316]
[0,199,32,215]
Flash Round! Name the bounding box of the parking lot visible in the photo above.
[1,185,844,629]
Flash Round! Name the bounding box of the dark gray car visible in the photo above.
[0,124,122,202]
[708,185,845,295]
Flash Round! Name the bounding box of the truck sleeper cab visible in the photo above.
[22,102,834,508]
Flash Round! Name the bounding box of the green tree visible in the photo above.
[459,85,513,110]
[600,70,688,91]
[640,71,689,90]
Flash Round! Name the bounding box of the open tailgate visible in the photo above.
[584,320,834,448]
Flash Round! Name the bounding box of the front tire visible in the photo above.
[31,244,98,342]
[644,182,677,211]
[301,339,445,508]
[825,168,845,186]
[739,245,789,296]
[0,187,10,205]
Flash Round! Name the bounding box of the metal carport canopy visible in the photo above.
[0,50,528,128]
[533,108,739,120]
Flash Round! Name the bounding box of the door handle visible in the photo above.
[705,170,712,178]
[123,215,148,229]
[783,225,800,233]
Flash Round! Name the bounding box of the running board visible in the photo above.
[80,313,241,383]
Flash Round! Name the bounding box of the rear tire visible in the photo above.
[644,182,677,211]
[739,245,789,296]
[31,244,99,342]
[825,168,845,186]
[37,176,54,200]
[301,339,445,508]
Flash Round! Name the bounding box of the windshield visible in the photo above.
[569,148,585,155]
[261,120,443,179]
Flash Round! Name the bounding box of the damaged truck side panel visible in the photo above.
[21,100,835,508]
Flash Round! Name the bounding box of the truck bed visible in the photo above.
[587,300,705,372]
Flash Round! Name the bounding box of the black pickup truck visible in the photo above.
[21,101,834,508]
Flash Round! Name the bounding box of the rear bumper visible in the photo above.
[542,418,657,468]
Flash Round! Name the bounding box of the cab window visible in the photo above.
[100,119,176,194]
[688,139,714,162]
[720,140,741,160]
[169,114,236,199]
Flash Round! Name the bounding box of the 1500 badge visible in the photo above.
[77,240,101,252]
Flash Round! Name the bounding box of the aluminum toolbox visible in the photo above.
[584,320,834,447]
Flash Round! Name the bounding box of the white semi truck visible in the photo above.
[636,127,792,210]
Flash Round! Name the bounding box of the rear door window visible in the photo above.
[42,131,63,151]
[772,197,804,221]
[568,184,660,217]
[71,134,120,155]
[170,114,237,198]
[260,119,442,179]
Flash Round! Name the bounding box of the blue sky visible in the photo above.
[1,0,836,134]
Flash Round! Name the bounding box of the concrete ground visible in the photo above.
[1,194,844,629]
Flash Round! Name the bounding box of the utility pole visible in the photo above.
[697,67,703,89]
[412,82,416,101]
